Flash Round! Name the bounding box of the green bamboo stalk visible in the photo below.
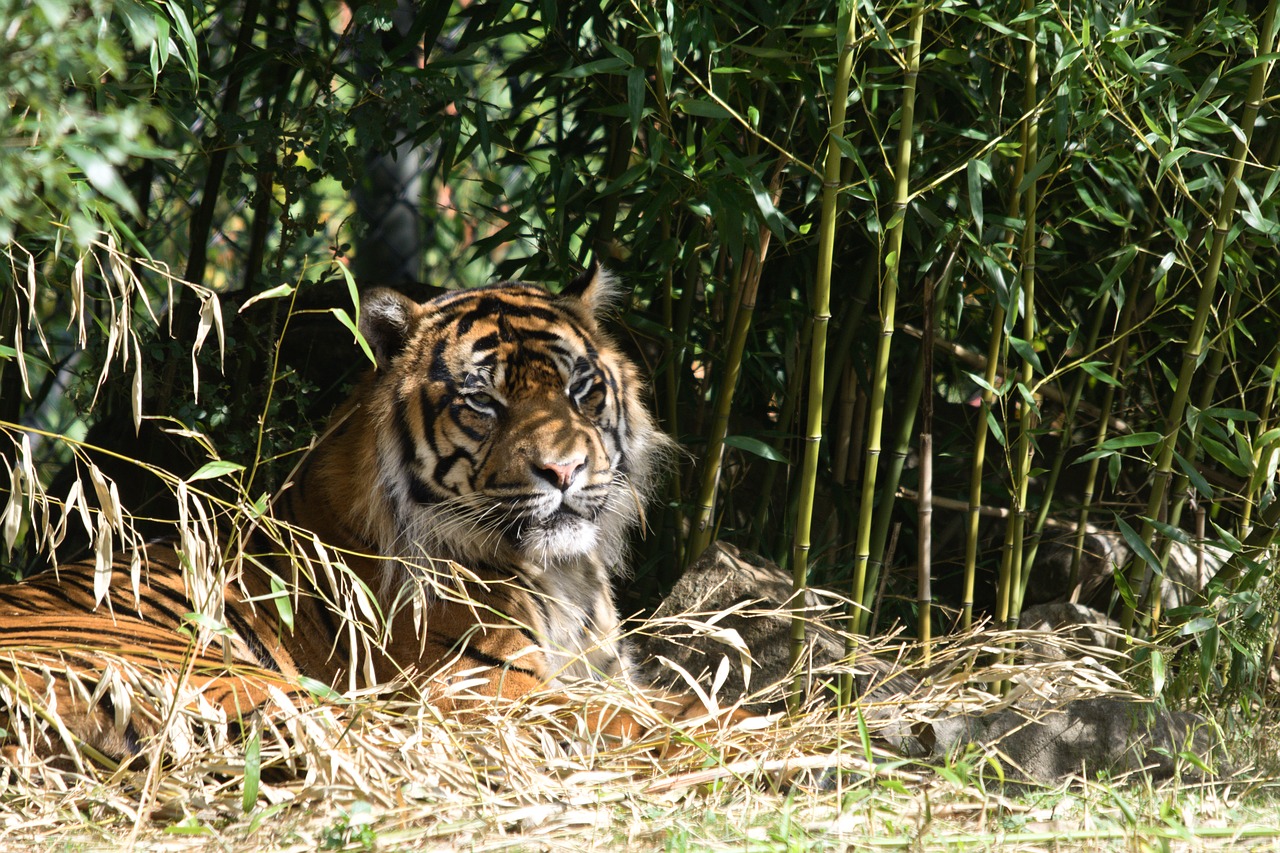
[1014,288,1110,613]
[1069,247,1146,598]
[1146,287,1235,630]
[1000,0,1040,641]
[962,326,1004,632]
[788,4,858,706]
[832,367,858,483]
[687,165,787,565]
[821,264,877,421]
[1120,0,1278,634]
[686,253,761,565]
[859,245,959,620]
[846,1,924,666]
[1241,343,1280,538]
[1149,97,1280,623]
[963,9,1036,633]
[751,315,810,556]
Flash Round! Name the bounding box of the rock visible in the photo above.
[967,697,1220,783]
[635,542,1225,786]
[1030,529,1227,613]
[632,542,920,748]
[1018,602,1122,655]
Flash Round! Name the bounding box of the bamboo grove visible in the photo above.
[2,0,1279,710]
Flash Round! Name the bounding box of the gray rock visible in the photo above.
[933,697,1221,784]
[636,541,1225,785]
[1031,529,1227,612]
[632,542,920,748]
[1018,602,1122,655]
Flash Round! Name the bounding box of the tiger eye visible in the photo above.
[464,391,499,413]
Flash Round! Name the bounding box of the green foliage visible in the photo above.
[0,0,182,249]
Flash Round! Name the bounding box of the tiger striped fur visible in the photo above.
[0,267,706,765]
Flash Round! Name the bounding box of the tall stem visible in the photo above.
[686,164,787,565]
[963,16,1032,633]
[1002,0,1040,643]
[847,0,923,671]
[859,245,959,617]
[788,3,857,707]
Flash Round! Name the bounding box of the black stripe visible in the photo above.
[223,606,283,673]
[408,472,437,505]
[394,397,419,472]
[470,331,499,352]
[428,629,540,678]
[428,337,453,383]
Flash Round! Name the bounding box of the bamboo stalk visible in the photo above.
[788,4,858,708]
[963,13,1035,633]
[1150,104,1280,624]
[991,1,1041,696]
[1146,287,1235,630]
[1014,289,1110,613]
[859,245,959,619]
[917,264,935,663]
[1119,0,1278,634]
[751,316,810,555]
[998,1,1039,630]
[1241,343,1280,538]
[686,163,788,565]
[1069,231,1149,600]
[846,0,924,672]
[821,263,877,419]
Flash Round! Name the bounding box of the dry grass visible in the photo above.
[4,619,1278,852]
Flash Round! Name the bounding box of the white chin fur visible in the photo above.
[520,517,599,560]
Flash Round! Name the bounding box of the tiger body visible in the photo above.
[0,269,677,763]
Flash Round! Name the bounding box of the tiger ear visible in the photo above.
[359,288,417,369]
[561,263,620,315]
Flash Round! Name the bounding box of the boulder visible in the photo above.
[635,541,1226,785]
[931,697,1220,784]
[632,542,920,747]
[1018,602,1122,656]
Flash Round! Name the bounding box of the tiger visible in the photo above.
[0,266,721,767]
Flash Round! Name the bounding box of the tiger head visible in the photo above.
[317,267,668,579]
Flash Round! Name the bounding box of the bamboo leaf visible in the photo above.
[967,159,986,233]
[723,434,788,462]
[332,308,377,367]
[556,57,627,78]
[189,460,246,482]
[675,98,732,119]
[1079,360,1123,387]
[1150,648,1165,695]
[1007,335,1043,374]
[1173,450,1214,498]
[1199,435,1251,477]
[1235,178,1280,235]
[238,282,295,312]
[1116,517,1163,576]
[1101,431,1164,450]
[627,67,646,142]
[242,721,261,811]
[63,144,140,218]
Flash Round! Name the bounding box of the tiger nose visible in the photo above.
[534,456,587,491]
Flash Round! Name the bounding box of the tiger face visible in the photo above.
[350,268,665,575]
